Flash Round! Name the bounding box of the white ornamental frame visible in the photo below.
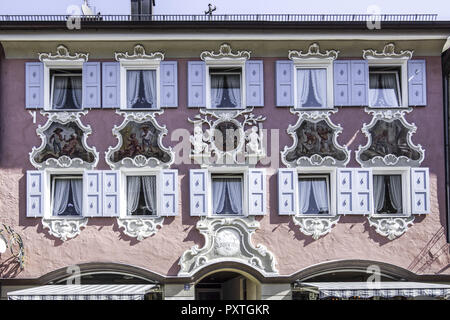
[105,110,174,169]
[117,217,164,241]
[178,217,278,277]
[356,108,424,168]
[188,107,266,166]
[41,218,88,242]
[292,215,340,240]
[29,111,99,170]
[368,216,415,240]
[281,109,350,167]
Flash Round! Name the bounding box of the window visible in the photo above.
[131,0,154,15]
[369,67,402,107]
[51,175,83,217]
[210,67,242,109]
[126,70,157,109]
[50,69,82,110]
[373,174,403,215]
[126,175,157,216]
[211,174,243,215]
[296,68,327,108]
[298,174,330,215]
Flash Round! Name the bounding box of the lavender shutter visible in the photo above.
[246,60,264,107]
[278,168,297,215]
[276,60,294,107]
[333,61,350,106]
[350,60,369,106]
[408,60,427,106]
[337,168,354,214]
[83,170,103,217]
[160,61,178,108]
[188,61,206,107]
[25,62,44,109]
[411,167,430,214]
[26,171,45,217]
[247,169,266,215]
[102,171,120,217]
[82,62,101,108]
[102,62,120,108]
[190,169,208,216]
[160,169,178,216]
[353,168,372,215]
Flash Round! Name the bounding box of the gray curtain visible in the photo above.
[212,178,226,214]
[70,76,82,109]
[311,178,328,212]
[70,179,83,215]
[211,75,225,108]
[369,73,400,107]
[298,179,312,214]
[373,175,386,212]
[142,70,157,107]
[52,179,70,216]
[52,77,69,109]
[389,175,402,212]
[127,176,141,215]
[142,176,157,214]
[226,179,242,214]
[127,70,141,108]
[226,74,241,108]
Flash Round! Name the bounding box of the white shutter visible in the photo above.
[278,168,297,215]
[83,170,103,217]
[411,167,430,214]
[337,168,354,214]
[102,171,120,217]
[247,169,266,215]
[190,169,209,216]
[160,169,178,216]
[353,168,373,215]
[26,171,45,217]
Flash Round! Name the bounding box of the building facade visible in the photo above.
[0,10,450,300]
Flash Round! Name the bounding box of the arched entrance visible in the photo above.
[195,269,261,300]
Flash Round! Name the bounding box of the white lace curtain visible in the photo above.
[211,74,241,108]
[297,68,327,108]
[52,179,82,216]
[127,176,157,215]
[298,178,329,214]
[212,178,242,215]
[127,70,156,108]
[52,76,82,109]
[373,175,402,213]
[369,73,400,107]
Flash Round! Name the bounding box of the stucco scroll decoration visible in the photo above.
[188,108,266,166]
[368,216,415,240]
[281,109,350,167]
[288,42,339,61]
[292,215,340,240]
[114,44,164,61]
[105,110,174,169]
[30,111,99,170]
[178,217,278,277]
[39,44,89,62]
[117,217,164,241]
[356,108,424,167]
[200,43,251,61]
[362,43,413,60]
[41,218,88,241]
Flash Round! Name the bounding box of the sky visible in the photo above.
[0,0,449,20]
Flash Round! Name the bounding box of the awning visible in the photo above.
[298,282,450,299]
[7,284,157,300]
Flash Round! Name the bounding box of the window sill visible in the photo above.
[121,215,159,219]
[46,215,85,220]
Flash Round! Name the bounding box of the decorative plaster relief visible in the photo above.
[356,108,424,167]
[200,43,251,61]
[106,111,174,169]
[117,217,164,241]
[288,42,339,61]
[281,109,350,167]
[292,215,340,240]
[115,44,164,61]
[42,218,88,241]
[30,111,98,169]
[362,43,413,60]
[188,108,265,165]
[179,217,278,277]
[368,216,415,240]
[39,45,88,62]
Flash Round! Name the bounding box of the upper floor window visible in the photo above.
[369,67,402,108]
[50,69,83,110]
[51,174,83,217]
[131,0,154,15]
[210,67,242,109]
[296,68,328,108]
[373,174,403,215]
[126,70,157,109]
[126,175,157,216]
[212,174,243,215]
[298,174,330,215]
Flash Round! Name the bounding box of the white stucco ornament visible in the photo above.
[179,217,278,277]
[368,216,415,240]
[293,216,340,240]
[117,217,164,241]
[42,218,88,241]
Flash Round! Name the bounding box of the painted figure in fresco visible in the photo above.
[317,125,333,153]
[49,128,64,155]
[140,125,157,153]
[62,133,79,157]
[125,133,142,157]
[246,126,261,154]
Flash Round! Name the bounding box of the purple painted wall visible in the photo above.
[0,53,448,280]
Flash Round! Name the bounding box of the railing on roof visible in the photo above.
[0,13,439,23]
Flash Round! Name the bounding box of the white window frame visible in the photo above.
[366,58,409,108]
[119,59,161,110]
[119,168,161,219]
[292,61,334,110]
[296,167,337,217]
[43,60,84,111]
[49,72,83,110]
[205,59,246,110]
[371,167,411,218]
[208,167,248,217]
[44,168,85,220]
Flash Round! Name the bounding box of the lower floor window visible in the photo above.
[212,175,243,215]
[298,175,330,215]
[52,175,83,216]
[127,176,157,216]
[373,175,403,214]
